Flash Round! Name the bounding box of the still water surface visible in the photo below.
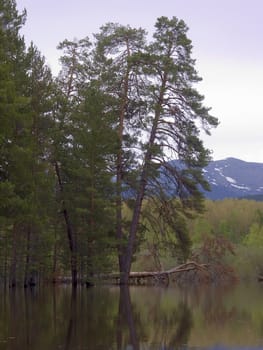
[0,282,263,349]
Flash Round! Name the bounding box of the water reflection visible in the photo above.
[117,287,139,350]
[0,283,263,349]
[117,287,193,349]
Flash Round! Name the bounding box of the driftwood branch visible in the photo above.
[166,261,208,274]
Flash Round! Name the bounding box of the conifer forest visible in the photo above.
[1,0,263,288]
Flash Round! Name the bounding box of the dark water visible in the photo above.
[0,282,263,350]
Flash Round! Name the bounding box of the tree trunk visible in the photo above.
[4,230,8,289]
[116,40,130,279]
[24,226,30,287]
[55,161,78,287]
[9,223,18,287]
[24,225,38,288]
[52,235,58,282]
[120,76,167,284]
[120,170,147,285]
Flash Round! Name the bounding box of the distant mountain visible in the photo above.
[128,157,263,201]
[202,157,263,200]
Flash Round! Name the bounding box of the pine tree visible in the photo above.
[120,17,218,283]
[0,0,30,286]
[0,6,219,286]
[93,23,147,277]
[54,38,117,285]
[0,1,56,286]
[22,44,55,286]
[52,38,92,286]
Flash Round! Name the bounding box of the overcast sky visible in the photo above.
[16,0,263,163]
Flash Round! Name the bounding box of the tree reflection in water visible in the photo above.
[117,286,139,350]
[1,286,194,350]
[116,286,193,350]
[64,288,77,350]
[0,283,263,349]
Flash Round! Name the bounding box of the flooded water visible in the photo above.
[0,282,263,349]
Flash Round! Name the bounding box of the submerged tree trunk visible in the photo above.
[55,161,78,287]
[24,225,38,288]
[3,230,8,289]
[9,223,18,288]
[24,226,31,287]
[52,232,58,282]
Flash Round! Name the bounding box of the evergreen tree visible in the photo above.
[93,23,147,277]
[54,38,117,285]
[0,4,219,286]
[0,1,56,286]
[121,17,218,283]
[52,38,91,286]
[21,44,55,286]
[0,0,30,286]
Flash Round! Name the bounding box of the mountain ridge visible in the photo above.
[201,157,263,200]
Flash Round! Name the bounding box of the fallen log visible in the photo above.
[97,261,210,286]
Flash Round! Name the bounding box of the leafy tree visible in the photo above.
[190,199,263,245]
[243,210,263,247]
[243,223,263,247]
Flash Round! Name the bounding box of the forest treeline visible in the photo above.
[1,1,261,288]
[131,198,263,282]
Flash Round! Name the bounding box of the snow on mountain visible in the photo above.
[202,157,263,200]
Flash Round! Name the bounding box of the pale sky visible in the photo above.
[16,0,263,163]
